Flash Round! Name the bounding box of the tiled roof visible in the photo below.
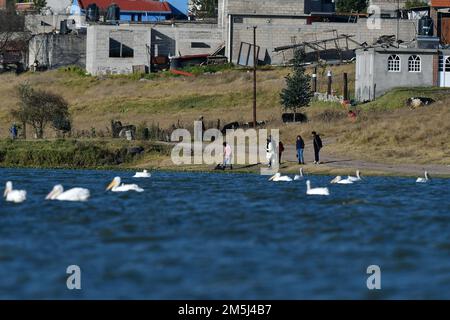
[431,0,450,7]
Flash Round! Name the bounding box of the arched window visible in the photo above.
[408,55,421,72]
[388,55,401,72]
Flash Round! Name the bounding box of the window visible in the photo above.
[441,56,450,72]
[387,54,400,72]
[408,55,421,72]
[191,42,211,48]
[109,31,134,58]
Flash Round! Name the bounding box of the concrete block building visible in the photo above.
[355,47,439,101]
[219,0,418,65]
[86,22,222,75]
[40,0,422,74]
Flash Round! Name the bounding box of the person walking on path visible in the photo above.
[296,135,305,164]
[223,142,232,170]
[312,131,323,164]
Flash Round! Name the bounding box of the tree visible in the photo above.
[405,0,428,9]
[190,0,218,19]
[280,49,313,121]
[335,0,368,13]
[32,0,47,13]
[12,84,71,139]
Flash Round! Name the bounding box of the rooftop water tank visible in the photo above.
[418,16,433,37]
[105,4,120,22]
[86,3,100,22]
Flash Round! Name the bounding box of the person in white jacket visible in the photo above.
[266,137,276,168]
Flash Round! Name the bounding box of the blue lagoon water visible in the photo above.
[0,168,449,299]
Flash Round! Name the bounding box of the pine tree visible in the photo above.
[33,0,47,13]
[190,0,218,19]
[280,49,313,121]
[335,0,368,13]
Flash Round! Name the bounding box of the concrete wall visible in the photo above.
[356,48,436,101]
[86,25,151,75]
[28,33,86,69]
[152,22,223,57]
[355,50,375,102]
[229,17,418,65]
[86,23,223,75]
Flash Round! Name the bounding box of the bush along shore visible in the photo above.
[0,139,172,169]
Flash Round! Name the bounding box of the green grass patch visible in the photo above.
[0,139,171,169]
[362,87,450,111]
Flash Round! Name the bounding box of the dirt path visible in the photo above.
[155,140,449,176]
[282,141,450,176]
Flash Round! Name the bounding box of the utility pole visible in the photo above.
[252,26,257,128]
[397,0,400,45]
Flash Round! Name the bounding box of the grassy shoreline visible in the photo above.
[1,138,449,178]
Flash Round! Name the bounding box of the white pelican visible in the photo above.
[330,176,354,184]
[106,177,144,192]
[294,168,304,180]
[4,181,27,203]
[416,171,430,183]
[46,185,90,202]
[133,169,151,178]
[347,170,362,182]
[306,180,330,196]
[269,173,293,182]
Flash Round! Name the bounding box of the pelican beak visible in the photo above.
[106,180,115,191]
[3,188,7,197]
[268,175,275,181]
[45,189,55,200]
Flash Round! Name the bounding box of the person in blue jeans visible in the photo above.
[296,135,305,164]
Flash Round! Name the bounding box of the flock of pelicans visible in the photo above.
[3,170,151,204]
[268,169,431,196]
[3,168,431,203]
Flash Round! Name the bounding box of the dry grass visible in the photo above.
[0,63,448,165]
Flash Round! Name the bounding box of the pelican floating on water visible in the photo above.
[106,177,144,192]
[294,168,304,180]
[330,176,354,184]
[133,170,151,178]
[347,170,362,182]
[4,181,27,203]
[306,180,330,196]
[46,185,90,202]
[416,171,430,183]
[269,173,293,182]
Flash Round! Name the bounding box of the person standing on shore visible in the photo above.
[296,135,305,164]
[312,131,323,164]
[278,141,284,165]
[10,123,18,140]
[266,136,275,168]
[223,142,232,170]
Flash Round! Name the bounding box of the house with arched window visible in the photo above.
[355,47,450,102]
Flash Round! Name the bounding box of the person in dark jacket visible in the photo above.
[278,141,285,164]
[312,131,323,164]
[296,135,305,164]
